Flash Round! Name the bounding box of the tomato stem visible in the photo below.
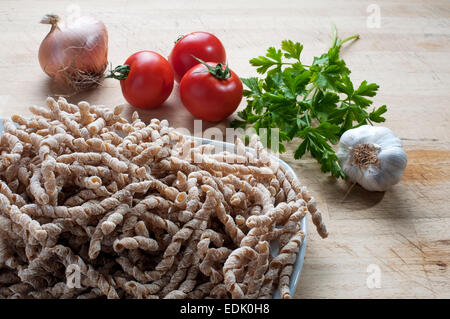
[191,56,231,80]
[105,64,130,80]
[175,35,184,44]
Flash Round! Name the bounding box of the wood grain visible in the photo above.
[0,0,449,298]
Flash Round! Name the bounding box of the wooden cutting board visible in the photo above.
[0,0,448,298]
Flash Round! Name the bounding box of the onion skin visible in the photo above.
[38,14,108,90]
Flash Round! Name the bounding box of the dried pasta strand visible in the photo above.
[0,97,326,300]
[223,246,258,298]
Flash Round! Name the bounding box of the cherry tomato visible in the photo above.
[119,51,174,109]
[179,61,243,122]
[169,32,226,83]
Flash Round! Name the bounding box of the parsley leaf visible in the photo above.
[281,40,303,60]
[231,26,388,178]
[250,47,283,74]
[369,105,387,122]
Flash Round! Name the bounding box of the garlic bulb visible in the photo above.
[337,125,407,192]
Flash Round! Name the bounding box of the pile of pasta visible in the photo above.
[0,97,327,299]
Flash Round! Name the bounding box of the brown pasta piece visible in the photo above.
[199,247,232,284]
[186,281,215,299]
[29,166,49,205]
[209,283,229,299]
[246,241,270,298]
[259,231,305,299]
[203,185,245,246]
[0,282,33,298]
[163,264,199,299]
[50,245,119,298]
[223,246,258,298]
[0,194,47,243]
[0,97,325,300]
[113,236,159,253]
[88,204,130,259]
[148,192,216,282]
[0,271,20,285]
[120,264,176,298]
[160,235,202,298]
[77,287,103,299]
[0,235,18,268]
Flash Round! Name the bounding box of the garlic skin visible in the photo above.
[337,125,407,192]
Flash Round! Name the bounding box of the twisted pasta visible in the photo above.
[0,97,325,299]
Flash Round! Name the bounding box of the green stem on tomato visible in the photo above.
[191,56,231,80]
[105,64,130,80]
[174,35,184,44]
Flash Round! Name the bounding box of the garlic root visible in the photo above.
[337,125,407,192]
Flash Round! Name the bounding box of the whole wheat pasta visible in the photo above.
[0,235,18,268]
[88,204,129,259]
[46,98,82,138]
[57,97,79,115]
[113,236,159,253]
[3,123,31,155]
[204,185,245,246]
[52,245,119,299]
[29,166,49,205]
[246,241,270,298]
[186,281,215,299]
[0,195,47,243]
[159,232,202,297]
[197,229,225,259]
[121,263,176,298]
[87,118,106,135]
[278,233,305,299]
[0,271,20,285]
[78,101,95,126]
[278,206,307,248]
[0,97,326,299]
[149,192,216,282]
[199,247,232,284]
[278,166,328,238]
[223,246,259,298]
[28,105,51,119]
[259,232,305,298]
[77,287,104,299]
[0,215,22,242]
[0,282,33,298]
[57,152,102,165]
[134,220,149,237]
[63,188,110,207]
[101,131,123,146]
[116,256,151,283]
[0,181,25,208]
[163,264,199,299]
[210,283,229,299]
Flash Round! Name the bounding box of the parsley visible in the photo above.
[231,26,387,178]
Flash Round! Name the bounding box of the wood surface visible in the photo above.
[0,0,449,298]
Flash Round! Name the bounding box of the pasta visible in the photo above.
[0,97,327,299]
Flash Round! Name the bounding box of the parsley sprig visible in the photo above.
[231,26,387,178]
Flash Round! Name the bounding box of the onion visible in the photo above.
[38,13,108,91]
